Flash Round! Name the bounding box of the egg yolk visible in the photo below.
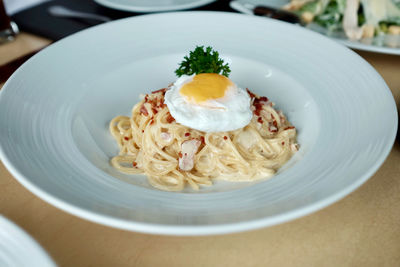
[179,73,233,103]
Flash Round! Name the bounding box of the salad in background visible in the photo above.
[284,0,400,44]
[230,0,400,53]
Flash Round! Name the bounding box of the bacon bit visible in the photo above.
[178,152,183,158]
[281,141,285,145]
[253,96,269,105]
[144,95,149,102]
[132,161,137,167]
[151,88,167,95]
[184,132,191,137]
[223,136,228,140]
[254,105,262,116]
[257,96,268,103]
[142,130,144,133]
[148,98,156,108]
[179,139,201,171]
[246,88,257,99]
[257,117,263,124]
[200,136,205,144]
[152,107,158,115]
[150,119,154,125]
[140,104,149,116]
[273,120,278,128]
[158,98,166,108]
[124,137,129,141]
[253,97,269,116]
[284,126,295,130]
[166,113,175,123]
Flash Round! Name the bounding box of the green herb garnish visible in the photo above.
[175,46,231,77]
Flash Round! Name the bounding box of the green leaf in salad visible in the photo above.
[311,0,348,31]
[378,22,389,34]
[383,17,400,25]
[377,18,400,34]
[335,0,347,13]
[358,13,366,26]
[175,46,231,77]
[298,0,320,14]
[314,0,344,31]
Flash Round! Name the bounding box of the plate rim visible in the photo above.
[1,140,395,235]
[0,11,398,235]
[0,216,56,266]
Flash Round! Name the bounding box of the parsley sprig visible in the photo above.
[175,46,231,77]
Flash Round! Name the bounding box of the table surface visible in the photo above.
[0,32,399,267]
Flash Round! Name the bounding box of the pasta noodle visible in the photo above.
[110,88,298,191]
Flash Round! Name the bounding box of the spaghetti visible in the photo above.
[110,88,298,191]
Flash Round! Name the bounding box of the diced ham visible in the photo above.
[269,125,278,133]
[160,132,172,142]
[178,139,201,171]
[236,129,258,150]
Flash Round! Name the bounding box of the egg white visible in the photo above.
[164,75,253,133]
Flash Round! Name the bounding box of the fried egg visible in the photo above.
[164,73,252,132]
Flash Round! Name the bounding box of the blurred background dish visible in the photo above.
[231,0,288,9]
[5,0,229,41]
[230,0,400,55]
[0,216,56,267]
[93,0,217,12]
[0,0,19,44]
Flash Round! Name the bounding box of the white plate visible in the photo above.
[93,0,216,12]
[0,216,55,267]
[230,0,400,55]
[0,12,397,235]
